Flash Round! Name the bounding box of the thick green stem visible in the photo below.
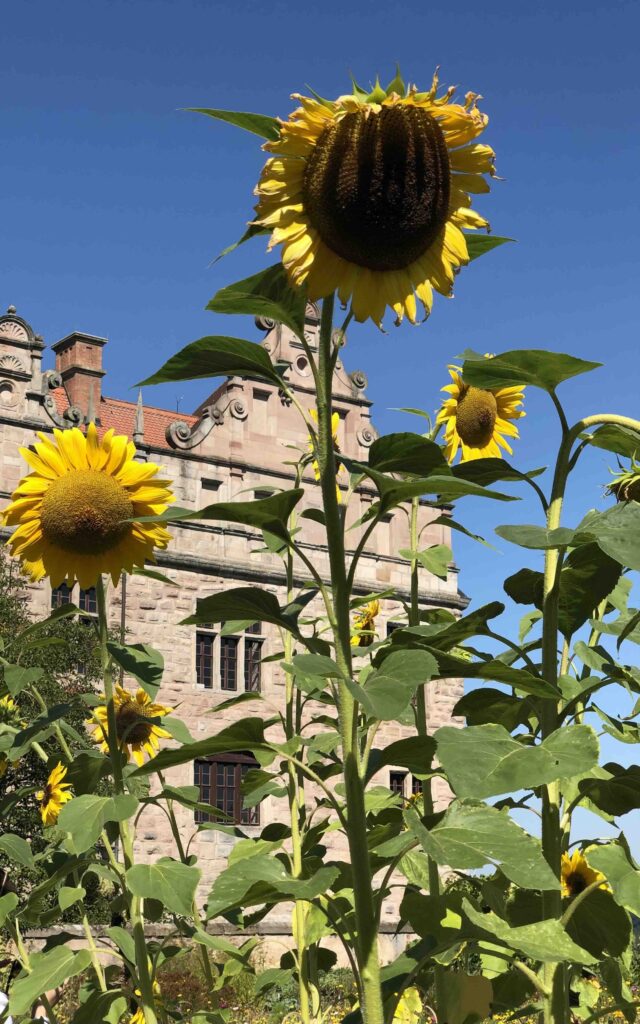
[316,294,384,1024]
[409,497,447,1021]
[96,577,158,1024]
[538,411,640,1024]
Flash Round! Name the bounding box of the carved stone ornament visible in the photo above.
[0,380,18,409]
[166,393,248,450]
[0,353,26,374]
[0,306,39,347]
[41,370,84,428]
[357,425,377,448]
[351,370,368,391]
[255,315,277,333]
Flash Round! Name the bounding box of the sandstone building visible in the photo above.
[0,302,466,949]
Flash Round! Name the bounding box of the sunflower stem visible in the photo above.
[96,575,158,1024]
[409,497,447,1021]
[316,293,384,1024]
[539,410,640,1024]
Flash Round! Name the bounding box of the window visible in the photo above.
[78,587,98,626]
[220,636,239,691]
[196,631,215,689]
[254,488,275,501]
[387,621,403,637]
[51,583,73,609]
[194,753,260,825]
[389,771,407,798]
[244,638,263,692]
[411,776,423,798]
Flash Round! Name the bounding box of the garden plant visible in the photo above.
[3,68,640,1024]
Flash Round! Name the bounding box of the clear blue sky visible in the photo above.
[4,0,640,841]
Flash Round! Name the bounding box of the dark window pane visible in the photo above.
[220,637,238,691]
[389,771,407,797]
[244,639,262,693]
[411,775,423,796]
[387,621,403,637]
[51,583,72,609]
[79,588,98,615]
[194,754,260,825]
[196,633,214,689]
[194,761,212,823]
[246,621,262,635]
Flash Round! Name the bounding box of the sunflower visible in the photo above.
[254,70,496,326]
[0,695,22,728]
[89,685,172,766]
[607,458,640,503]
[36,762,73,826]
[437,365,525,463]
[351,599,380,647]
[308,408,344,501]
[2,423,174,589]
[560,850,609,899]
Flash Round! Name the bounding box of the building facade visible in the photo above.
[0,302,466,952]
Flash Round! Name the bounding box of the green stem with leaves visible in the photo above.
[96,577,158,1024]
[539,409,640,1024]
[408,497,447,1021]
[315,294,384,1024]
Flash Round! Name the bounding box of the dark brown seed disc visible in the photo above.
[302,104,451,271]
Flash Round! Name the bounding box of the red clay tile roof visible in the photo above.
[49,389,196,451]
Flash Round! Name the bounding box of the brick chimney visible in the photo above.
[51,332,106,416]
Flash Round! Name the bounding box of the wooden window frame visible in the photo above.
[194,752,260,825]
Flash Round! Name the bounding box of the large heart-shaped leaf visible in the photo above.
[462,900,595,964]
[207,263,307,341]
[460,349,601,392]
[106,642,164,699]
[126,859,201,916]
[588,844,640,917]
[9,948,93,1015]
[347,650,438,720]
[182,587,303,637]
[131,719,270,777]
[139,335,282,388]
[367,433,448,476]
[138,489,303,543]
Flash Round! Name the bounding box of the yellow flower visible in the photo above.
[393,987,422,1023]
[36,761,73,826]
[254,70,495,326]
[2,423,174,589]
[0,755,8,779]
[0,695,22,728]
[560,849,609,898]
[436,365,525,463]
[131,980,163,1022]
[308,408,344,502]
[351,600,380,647]
[89,685,172,767]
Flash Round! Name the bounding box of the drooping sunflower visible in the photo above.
[254,70,496,326]
[560,850,609,899]
[437,365,525,463]
[351,599,380,647]
[89,685,172,766]
[36,762,73,826]
[607,458,640,503]
[2,423,174,589]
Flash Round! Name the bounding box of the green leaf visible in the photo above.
[462,900,596,964]
[139,335,282,388]
[587,844,640,917]
[374,735,436,775]
[0,834,36,869]
[58,794,138,854]
[2,664,44,696]
[214,222,270,263]
[131,719,269,777]
[9,948,93,1015]
[566,888,631,960]
[367,432,448,476]
[16,602,80,640]
[453,689,531,731]
[385,64,406,97]
[435,724,599,799]
[442,973,493,1024]
[422,648,555,698]
[207,263,307,341]
[460,348,601,392]
[347,650,438,720]
[405,802,558,890]
[126,859,201,916]
[0,892,18,925]
[183,587,302,637]
[188,107,280,140]
[399,545,451,580]
[71,990,128,1024]
[452,458,545,488]
[58,885,85,911]
[106,642,164,699]
[291,654,341,678]
[206,855,338,918]
[464,235,514,261]
[495,524,575,549]
[580,764,640,816]
[131,567,176,585]
[579,501,640,571]
[584,423,640,459]
[141,490,303,543]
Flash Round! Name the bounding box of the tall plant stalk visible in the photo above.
[314,294,385,1024]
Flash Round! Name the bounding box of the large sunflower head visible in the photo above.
[436,364,525,463]
[2,424,174,589]
[560,850,609,899]
[351,599,380,647]
[36,761,73,826]
[89,685,172,767]
[254,70,496,326]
